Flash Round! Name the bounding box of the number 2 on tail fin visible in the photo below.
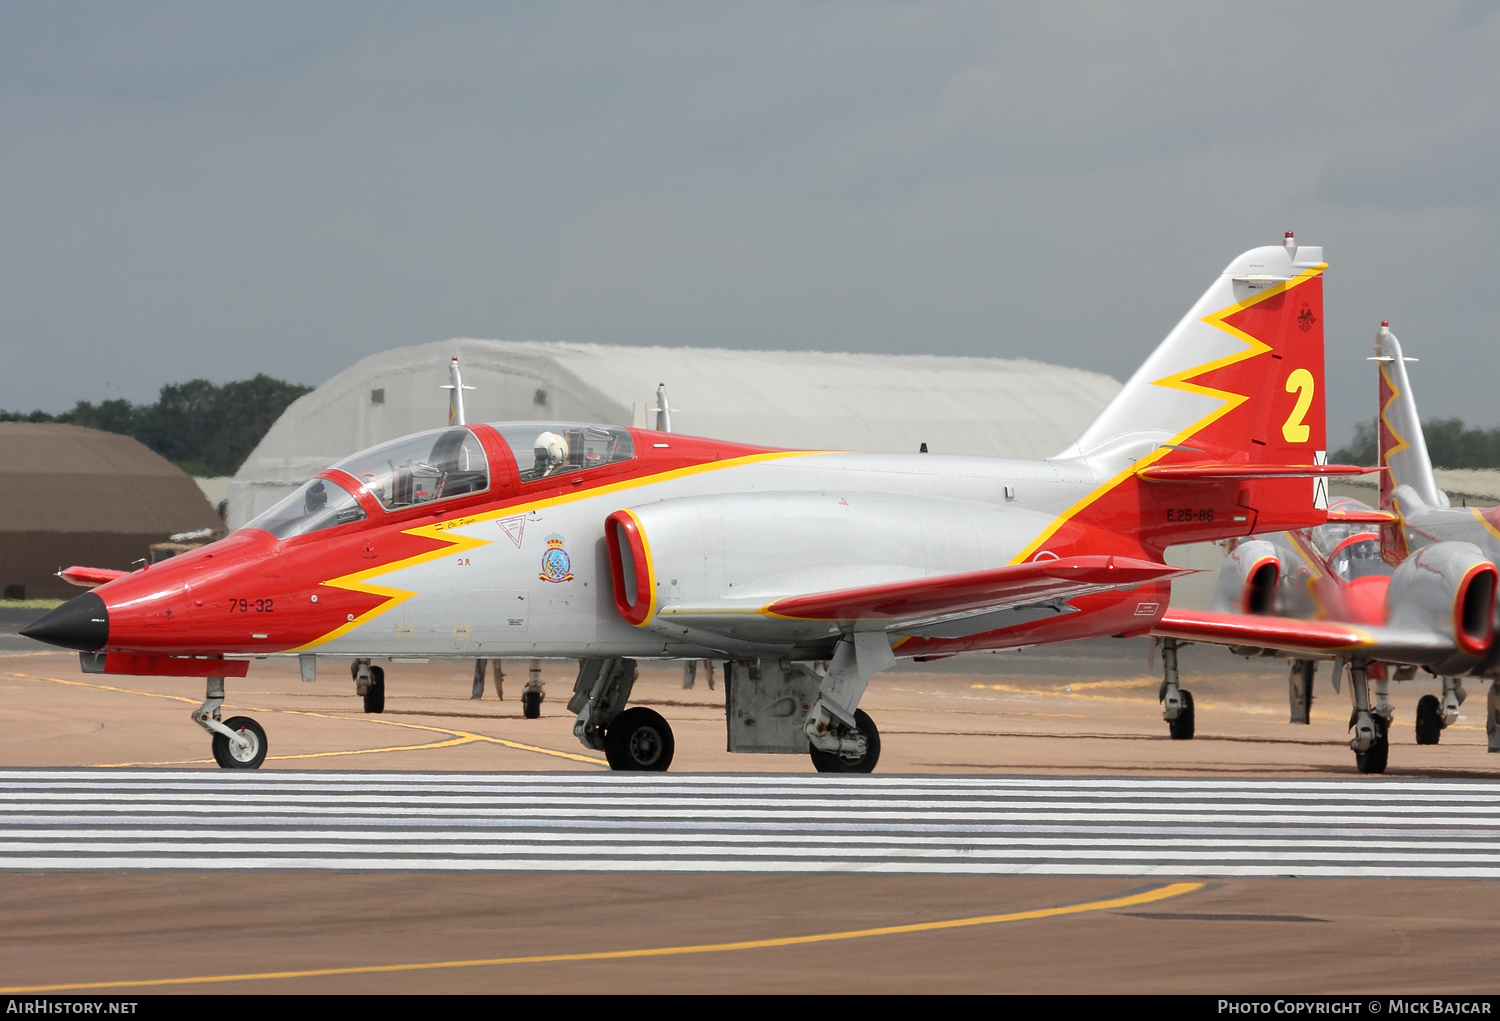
[1282,368,1314,444]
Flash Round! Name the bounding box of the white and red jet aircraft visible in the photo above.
[1153,322,1500,771]
[24,234,1369,772]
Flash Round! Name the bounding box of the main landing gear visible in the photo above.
[1415,677,1466,745]
[604,706,674,771]
[568,658,675,771]
[806,707,881,773]
[351,659,385,713]
[193,676,268,770]
[1157,638,1195,740]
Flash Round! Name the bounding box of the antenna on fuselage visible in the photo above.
[655,383,671,433]
[441,355,476,426]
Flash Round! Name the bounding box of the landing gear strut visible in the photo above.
[193,676,268,770]
[1158,638,1194,739]
[1288,660,1315,724]
[1346,656,1389,774]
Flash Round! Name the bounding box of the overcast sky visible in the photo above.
[2,2,1497,446]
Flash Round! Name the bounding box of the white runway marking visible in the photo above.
[1,770,1498,876]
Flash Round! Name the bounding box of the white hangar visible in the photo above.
[227,339,1122,529]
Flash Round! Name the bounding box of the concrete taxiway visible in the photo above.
[1,636,1498,993]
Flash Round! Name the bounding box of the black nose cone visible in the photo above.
[21,592,109,651]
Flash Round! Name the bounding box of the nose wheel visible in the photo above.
[1415,694,1443,745]
[193,677,270,770]
[362,665,385,713]
[212,716,268,769]
[1354,712,1390,774]
[1158,638,1195,739]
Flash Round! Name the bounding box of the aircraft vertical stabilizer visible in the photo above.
[1374,324,1445,510]
[1065,233,1330,480]
[1051,233,1361,547]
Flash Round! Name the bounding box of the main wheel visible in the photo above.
[363,665,385,713]
[1168,690,1195,740]
[1355,713,1390,774]
[604,707,674,771]
[1415,694,1443,745]
[212,716,268,770]
[521,690,542,719]
[808,708,881,774]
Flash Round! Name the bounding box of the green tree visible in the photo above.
[2,375,312,476]
[1334,418,1500,470]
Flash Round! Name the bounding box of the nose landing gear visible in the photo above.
[212,717,268,769]
[522,659,544,719]
[193,676,268,770]
[351,659,385,713]
[1346,657,1389,774]
[1157,638,1195,740]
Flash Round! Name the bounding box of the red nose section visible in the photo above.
[78,531,292,654]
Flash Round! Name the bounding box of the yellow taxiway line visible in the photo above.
[0,882,1204,993]
[3,670,607,767]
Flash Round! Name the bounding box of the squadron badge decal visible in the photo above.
[540,533,574,583]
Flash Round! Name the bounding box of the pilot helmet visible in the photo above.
[533,431,568,470]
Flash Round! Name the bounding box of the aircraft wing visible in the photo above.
[1152,608,1457,665]
[660,556,1189,641]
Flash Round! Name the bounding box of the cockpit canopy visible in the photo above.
[247,476,368,540]
[491,422,634,481]
[242,422,636,540]
[1327,535,1392,582]
[332,427,489,511]
[244,426,490,539]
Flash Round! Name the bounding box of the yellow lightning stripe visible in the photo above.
[1468,507,1500,545]
[295,449,820,649]
[1009,264,1326,565]
[0,883,1204,993]
[288,524,492,651]
[1378,361,1414,486]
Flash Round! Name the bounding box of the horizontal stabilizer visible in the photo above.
[1135,463,1382,482]
[1152,608,1456,665]
[57,566,128,589]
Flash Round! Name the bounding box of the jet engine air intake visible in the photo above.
[1386,542,1498,658]
[1210,539,1282,617]
[1456,565,1497,656]
[1246,559,1279,615]
[605,510,654,626]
